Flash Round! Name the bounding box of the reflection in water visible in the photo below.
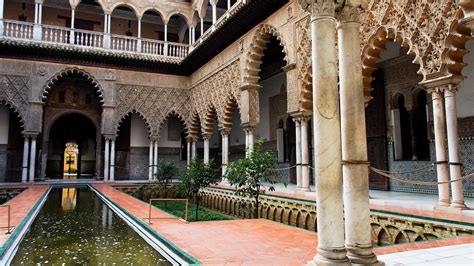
[11,188,171,265]
[61,188,77,211]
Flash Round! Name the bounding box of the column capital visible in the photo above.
[240,83,261,91]
[421,74,463,93]
[202,133,212,140]
[242,124,256,133]
[290,111,312,122]
[298,0,343,18]
[23,132,39,139]
[186,135,197,142]
[149,135,160,142]
[220,127,232,136]
[104,134,116,141]
[336,4,365,24]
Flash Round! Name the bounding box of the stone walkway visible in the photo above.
[378,243,474,265]
[94,183,473,265]
[0,185,48,247]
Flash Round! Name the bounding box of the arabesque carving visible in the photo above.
[0,75,29,126]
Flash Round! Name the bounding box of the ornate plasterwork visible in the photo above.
[41,67,105,104]
[243,24,289,86]
[295,16,313,111]
[0,75,29,126]
[191,60,241,134]
[360,0,471,102]
[114,85,191,137]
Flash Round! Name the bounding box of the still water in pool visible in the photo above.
[11,187,171,265]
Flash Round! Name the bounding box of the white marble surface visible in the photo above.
[378,243,474,266]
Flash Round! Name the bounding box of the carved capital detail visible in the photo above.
[298,0,343,18]
[336,5,361,23]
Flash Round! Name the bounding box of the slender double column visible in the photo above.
[244,126,255,157]
[203,134,211,164]
[148,139,154,180]
[428,88,450,207]
[338,4,378,264]
[164,22,169,56]
[33,0,43,41]
[191,137,197,160]
[153,139,159,178]
[294,117,302,189]
[137,17,142,52]
[300,116,311,191]
[0,0,4,35]
[103,135,115,182]
[300,0,348,264]
[69,7,76,44]
[221,129,231,176]
[444,86,467,209]
[21,135,30,183]
[103,12,111,49]
[186,137,192,166]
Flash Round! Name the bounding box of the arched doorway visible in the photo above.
[46,113,97,179]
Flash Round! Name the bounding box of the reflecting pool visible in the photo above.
[11,187,171,265]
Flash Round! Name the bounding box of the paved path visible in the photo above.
[0,185,48,247]
[94,183,474,265]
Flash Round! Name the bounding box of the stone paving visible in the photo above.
[94,183,474,265]
[0,185,48,247]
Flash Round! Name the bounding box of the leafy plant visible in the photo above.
[154,160,179,206]
[225,139,285,218]
[177,159,221,221]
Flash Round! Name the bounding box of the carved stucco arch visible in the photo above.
[221,95,240,130]
[202,104,219,135]
[360,1,471,103]
[243,24,289,85]
[188,111,201,138]
[361,26,422,103]
[114,110,152,137]
[158,110,190,137]
[41,67,105,104]
[0,100,25,129]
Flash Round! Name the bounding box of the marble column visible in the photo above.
[109,138,116,182]
[69,8,75,44]
[137,17,142,52]
[444,86,467,209]
[33,1,43,41]
[300,116,311,191]
[429,88,450,207]
[21,135,29,183]
[203,134,211,164]
[244,126,254,156]
[0,0,4,36]
[221,129,230,176]
[164,23,168,56]
[200,17,204,35]
[153,140,158,179]
[104,138,110,181]
[186,137,192,166]
[294,117,302,189]
[338,4,378,264]
[212,3,217,24]
[191,138,197,159]
[149,140,154,180]
[299,0,348,264]
[28,134,37,182]
[103,13,111,49]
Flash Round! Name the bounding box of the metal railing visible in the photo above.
[147,198,189,224]
[0,205,15,234]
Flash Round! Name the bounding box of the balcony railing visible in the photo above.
[1,19,189,59]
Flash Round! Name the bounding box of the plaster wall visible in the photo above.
[255,73,286,142]
[0,106,9,145]
[130,113,149,147]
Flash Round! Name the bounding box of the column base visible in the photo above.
[296,187,312,193]
[450,201,469,210]
[346,245,381,265]
[434,200,451,210]
[312,248,349,266]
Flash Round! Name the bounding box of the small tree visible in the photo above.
[155,160,179,205]
[225,139,284,218]
[177,159,221,221]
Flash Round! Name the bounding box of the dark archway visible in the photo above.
[46,113,97,179]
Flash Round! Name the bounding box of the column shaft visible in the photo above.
[295,118,302,189]
[338,10,378,264]
[204,137,210,163]
[221,132,229,175]
[153,140,158,179]
[69,9,75,43]
[109,139,115,182]
[212,4,217,24]
[186,139,191,166]
[200,18,204,35]
[431,90,450,206]
[445,88,467,209]
[149,140,153,180]
[310,5,348,264]
[29,136,36,182]
[21,136,29,183]
[191,140,197,159]
[104,139,110,181]
[301,118,310,191]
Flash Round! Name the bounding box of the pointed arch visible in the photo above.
[42,67,104,104]
[159,110,189,136]
[361,26,422,103]
[221,95,240,130]
[115,110,152,137]
[0,100,25,129]
[243,24,289,85]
